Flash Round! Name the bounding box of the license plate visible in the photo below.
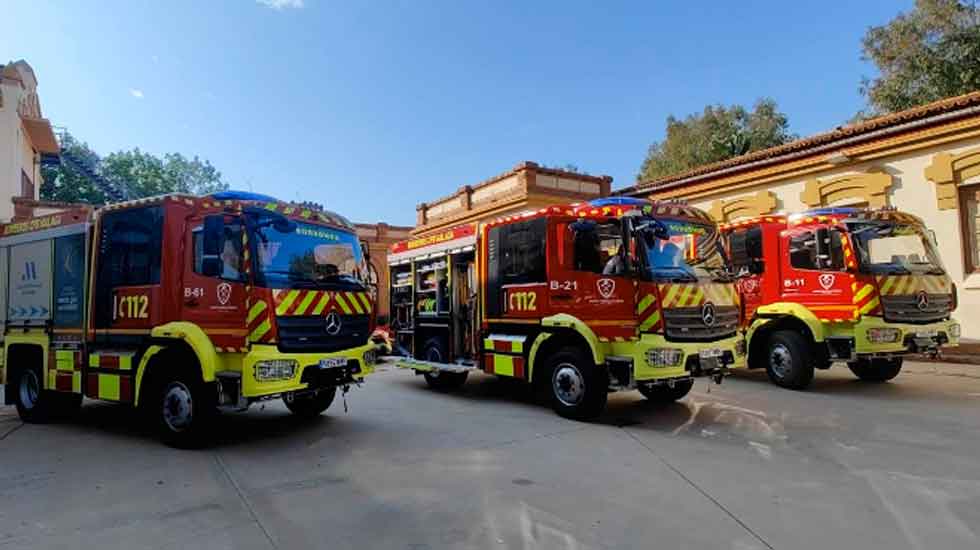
[699,348,723,359]
[319,358,348,369]
[915,331,938,339]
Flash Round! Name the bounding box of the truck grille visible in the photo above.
[663,305,738,342]
[880,294,951,324]
[276,314,370,352]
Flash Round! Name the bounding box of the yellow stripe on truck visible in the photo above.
[276,290,300,315]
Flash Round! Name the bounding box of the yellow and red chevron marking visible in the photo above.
[875,275,951,296]
[658,283,736,308]
[851,281,880,317]
[247,299,274,343]
[809,305,858,323]
[839,234,857,270]
[635,292,662,333]
[272,289,373,316]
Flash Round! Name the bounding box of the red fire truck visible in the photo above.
[0,192,379,446]
[386,198,745,419]
[722,207,959,389]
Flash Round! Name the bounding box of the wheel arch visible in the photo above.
[135,338,208,408]
[528,327,595,385]
[747,314,820,369]
[3,341,47,405]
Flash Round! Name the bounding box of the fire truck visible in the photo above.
[0,191,378,446]
[386,198,745,419]
[722,207,960,389]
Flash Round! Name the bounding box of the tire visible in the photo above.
[545,347,607,420]
[153,370,216,448]
[420,338,468,390]
[848,357,903,382]
[13,367,55,423]
[765,330,815,390]
[284,387,337,417]
[638,379,694,403]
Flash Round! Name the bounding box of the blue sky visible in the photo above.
[3,0,910,226]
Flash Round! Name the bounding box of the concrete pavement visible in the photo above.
[1,361,978,549]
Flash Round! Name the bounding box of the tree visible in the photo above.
[861,0,980,114]
[637,98,794,182]
[40,130,229,204]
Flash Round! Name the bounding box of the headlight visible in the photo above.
[949,323,961,339]
[646,348,684,367]
[254,359,298,381]
[867,328,901,344]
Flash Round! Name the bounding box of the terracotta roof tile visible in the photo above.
[621,90,980,195]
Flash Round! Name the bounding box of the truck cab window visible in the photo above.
[572,221,624,275]
[499,219,546,284]
[194,225,246,282]
[789,229,844,271]
[100,206,163,286]
[729,227,763,274]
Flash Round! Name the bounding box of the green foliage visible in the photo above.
[40,130,229,204]
[637,98,794,182]
[861,0,980,113]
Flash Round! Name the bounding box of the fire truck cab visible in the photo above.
[1,192,379,446]
[388,197,745,419]
[723,207,960,389]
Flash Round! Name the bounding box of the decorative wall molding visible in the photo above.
[924,147,980,210]
[800,171,893,208]
[708,190,777,222]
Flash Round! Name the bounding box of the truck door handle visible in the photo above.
[552,294,573,301]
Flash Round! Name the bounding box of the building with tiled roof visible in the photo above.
[617,91,980,340]
[0,59,60,222]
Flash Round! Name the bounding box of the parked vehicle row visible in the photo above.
[0,191,960,445]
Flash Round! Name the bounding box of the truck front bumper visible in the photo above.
[828,316,960,357]
[241,342,377,399]
[604,332,746,384]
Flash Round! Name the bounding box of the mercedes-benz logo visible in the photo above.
[701,302,716,326]
[916,291,929,311]
[324,312,343,335]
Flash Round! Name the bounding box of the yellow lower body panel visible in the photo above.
[829,316,960,355]
[607,332,746,383]
[241,342,377,398]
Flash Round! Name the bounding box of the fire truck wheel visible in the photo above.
[847,357,903,382]
[154,372,216,448]
[547,347,607,420]
[765,331,815,390]
[283,387,337,417]
[638,379,694,403]
[13,367,55,423]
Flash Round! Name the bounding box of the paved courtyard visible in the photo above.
[1,361,978,549]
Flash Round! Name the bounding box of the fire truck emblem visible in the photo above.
[916,290,929,311]
[217,282,232,306]
[818,273,836,290]
[701,302,716,326]
[325,311,343,335]
[597,278,616,299]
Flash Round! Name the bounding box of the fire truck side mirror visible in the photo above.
[202,215,224,277]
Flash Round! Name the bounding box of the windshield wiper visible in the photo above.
[650,266,698,282]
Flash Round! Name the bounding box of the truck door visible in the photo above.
[179,214,248,351]
[779,226,852,316]
[549,219,635,336]
[92,206,165,337]
[729,226,765,322]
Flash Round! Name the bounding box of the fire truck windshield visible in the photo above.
[848,222,945,275]
[637,218,729,282]
[252,221,366,290]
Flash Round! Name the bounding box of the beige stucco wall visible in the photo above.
[685,136,980,340]
[0,83,19,221]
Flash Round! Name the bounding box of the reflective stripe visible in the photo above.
[294,291,317,315]
[334,293,353,314]
[854,283,874,303]
[276,290,300,315]
[358,292,372,312]
[249,319,272,341]
[636,293,655,314]
[346,292,365,314]
[639,310,661,332]
[312,293,331,315]
[247,300,268,324]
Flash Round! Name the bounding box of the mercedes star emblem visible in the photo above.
[324,312,343,335]
[701,302,716,326]
[916,291,929,311]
